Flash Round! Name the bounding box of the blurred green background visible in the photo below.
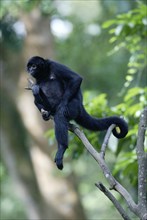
[0,0,146,219]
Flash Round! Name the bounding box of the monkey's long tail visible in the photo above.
[75,106,128,139]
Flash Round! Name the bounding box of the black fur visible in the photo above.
[27,56,128,170]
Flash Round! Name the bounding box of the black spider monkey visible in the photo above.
[27,56,128,170]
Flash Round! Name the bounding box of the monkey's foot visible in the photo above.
[54,145,67,170]
[54,157,63,170]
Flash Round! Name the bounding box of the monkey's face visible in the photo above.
[27,63,37,76]
[27,56,46,79]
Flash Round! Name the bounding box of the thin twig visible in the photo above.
[100,124,116,159]
[95,182,131,220]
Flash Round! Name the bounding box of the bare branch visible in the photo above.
[100,124,116,159]
[70,124,138,217]
[95,182,131,220]
[70,125,116,186]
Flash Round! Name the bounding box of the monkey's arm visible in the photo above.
[51,61,82,106]
[26,79,51,121]
[32,85,51,121]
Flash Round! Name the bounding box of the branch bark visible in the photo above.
[136,108,147,220]
[69,108,147,220]
[100,124,116,159]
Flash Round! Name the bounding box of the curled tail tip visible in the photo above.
[113,118,128,139]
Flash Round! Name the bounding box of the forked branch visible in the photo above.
[69,108,147,220]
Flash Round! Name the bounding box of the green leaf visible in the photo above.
[109,36,117,43]
[113,152,137,175]
[126,75,133,82]
[102,20,116,28]
[126,103,143,116]
[127,68,137,74]
[124,87,143,102]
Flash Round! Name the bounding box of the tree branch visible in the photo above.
[100,124,116,159]
[69,123,139,218]
[136,108,147,220]
[95,182,131,220]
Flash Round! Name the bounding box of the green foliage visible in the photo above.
[103,2,147,89]
[0,0,36,17]
[112,86,146,184]
[0,0,55,18]
[101,2,147,185]
[113,151,138,185]
[39,0,55,16]
[0,16,24,51]
[116,87,147,117]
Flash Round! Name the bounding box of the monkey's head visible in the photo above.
[27,56,48,79]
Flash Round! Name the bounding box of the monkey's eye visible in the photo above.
[31,64,37,69]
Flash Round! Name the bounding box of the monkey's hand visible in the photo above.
[41,109,51,121]
[25,78,35,90]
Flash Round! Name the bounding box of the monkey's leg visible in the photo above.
[54,113,69,170]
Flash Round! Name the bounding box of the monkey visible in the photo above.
[26,56,128,170]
